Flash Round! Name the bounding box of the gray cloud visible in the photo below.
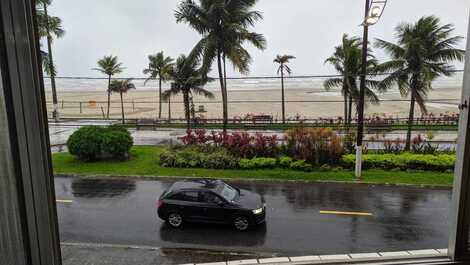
[48,0,469,78]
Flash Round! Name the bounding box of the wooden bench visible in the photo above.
[136,119,157,130]
[251,115,273,124]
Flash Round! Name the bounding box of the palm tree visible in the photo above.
[143,52,174,119]
[36,0,65,121]
[376,16,464,150]
[274,55,295,123]
[324,34,380,125]
[109,79,136,124]
[93,56,125,119]
[175,0,266,131]
[162,55,214,130]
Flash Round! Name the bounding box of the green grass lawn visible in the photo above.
[52,146,454,187]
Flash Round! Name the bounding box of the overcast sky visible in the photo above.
[48,0,470,78]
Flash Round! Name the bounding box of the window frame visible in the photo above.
[0,2,469,265]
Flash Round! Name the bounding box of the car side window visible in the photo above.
[183,191,199,202]
[168,192,185,200]
[168,191,199,202]
[199,192,223,204]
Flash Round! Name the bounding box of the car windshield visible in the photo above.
[217,183,238,202]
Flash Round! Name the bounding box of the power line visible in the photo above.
[43,70,465,81]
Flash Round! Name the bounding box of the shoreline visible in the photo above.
[44,87,462,119]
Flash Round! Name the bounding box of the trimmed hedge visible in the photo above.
[159,146,315,172]
[239,158,277,169]
[159,146,239,169]
[341,153,455,171]
[67,125,133,161]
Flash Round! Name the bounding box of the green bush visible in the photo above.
[239,157,277,169]
[341,153,455,171]
[67,126,105,161]
[102,131,134,159]
[319,164,332,172]
[279,156,294,168]
[289,160,313,172]
[201,149,239,169]
[67,125,133,161]
[159,146,239,169]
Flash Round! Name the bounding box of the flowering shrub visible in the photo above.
[286,128,343,165]
[179,129,280,158]
[411,134,439,154]
[383,138,404,153]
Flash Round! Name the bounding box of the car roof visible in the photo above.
[168,179,223,193]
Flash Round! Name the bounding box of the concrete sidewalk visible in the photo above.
[61,243,265,265]
[60,243,448,265]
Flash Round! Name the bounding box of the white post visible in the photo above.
[355,145,362,179]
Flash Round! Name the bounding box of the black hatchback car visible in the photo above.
[157,180,266,231]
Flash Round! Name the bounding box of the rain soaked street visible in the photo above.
[55,176,451,256]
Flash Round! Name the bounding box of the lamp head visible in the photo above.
[363,0,387,26]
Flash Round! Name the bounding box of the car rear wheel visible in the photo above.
[167,213,183,228]
[233,216,249,231]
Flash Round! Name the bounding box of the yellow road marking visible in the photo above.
[320,210,373,216]
[56,199,73,204]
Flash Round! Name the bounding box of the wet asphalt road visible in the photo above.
[55,176,451,256]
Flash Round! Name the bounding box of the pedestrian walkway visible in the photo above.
[61,242,262,265]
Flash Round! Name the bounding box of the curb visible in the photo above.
[53,173,453,190]
[183,249,449,265]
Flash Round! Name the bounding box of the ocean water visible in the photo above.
[42,73,464,94]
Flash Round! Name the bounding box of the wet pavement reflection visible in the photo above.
[55,176,451,256]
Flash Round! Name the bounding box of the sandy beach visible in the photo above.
[45,86,462,120]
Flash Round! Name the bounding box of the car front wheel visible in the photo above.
[233,216,249,231]
[167,213,183,228]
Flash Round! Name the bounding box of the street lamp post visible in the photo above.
[355,0,387,180]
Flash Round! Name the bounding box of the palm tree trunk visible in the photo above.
[120,92,125,124]
[158,77,162,119]
[344,94,348,125]
[183,92,191,130]
[106,75,111,119]
[168,96,171,123]
[44,3,59,121]
[405,94,416,151]
[281,67,286,124]
[223,54,228,130]
[348,95,353,125]
[217,51,228,133]
[223,54,227,93]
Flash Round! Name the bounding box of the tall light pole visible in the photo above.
[355,0,387,180]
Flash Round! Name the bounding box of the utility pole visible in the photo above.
[355,0,371,180]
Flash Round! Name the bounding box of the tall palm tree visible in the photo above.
[175,0,266,131]
[324,34,380,125]
[376,16,464,150]
[162,55,214,130]
[93,56,125,119]
[274,55,295,124]
[109,79,136,124]
[36,0,65,121]
[143,52,174,119]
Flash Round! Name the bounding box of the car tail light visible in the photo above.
[156,200,163,209]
